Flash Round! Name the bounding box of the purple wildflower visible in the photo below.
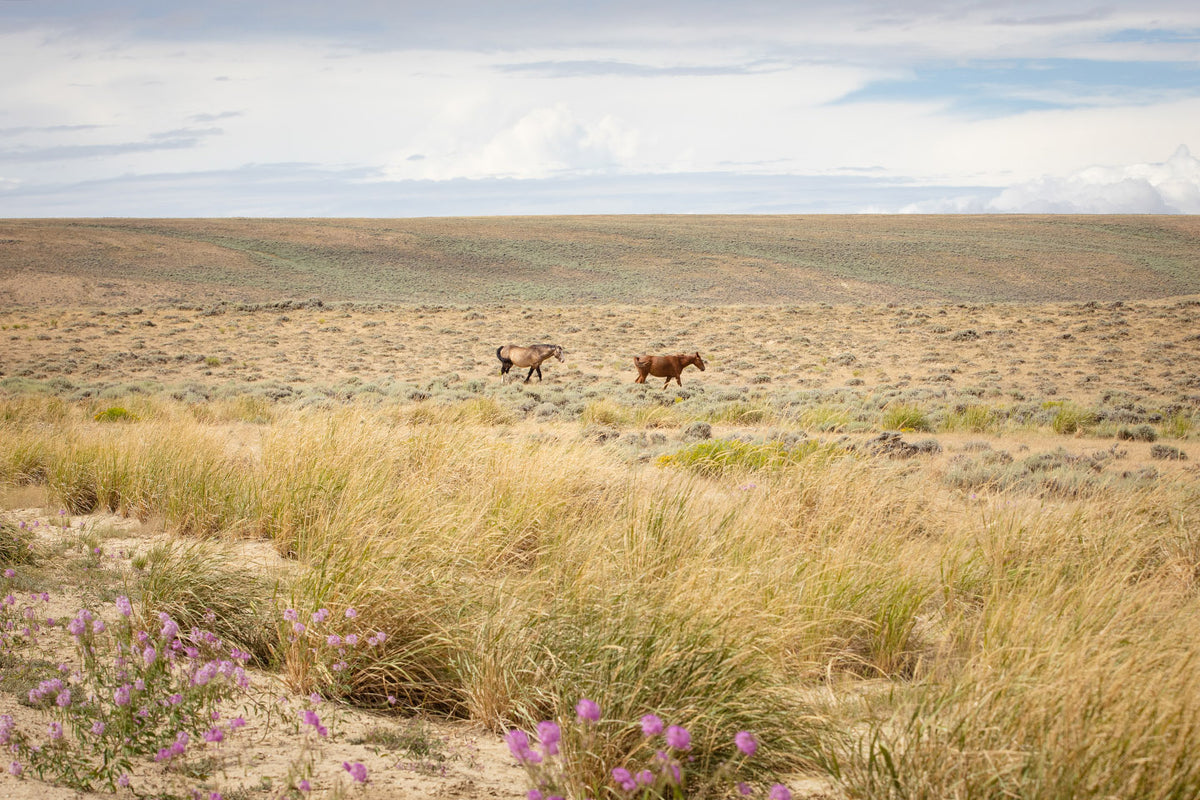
[735,731,758,757]
[301,709,328,737]
[8,761,22,777]
[56,688,71,707]
[298,779,311,792]
[48,722,63,740]
[143,645,157,667]
[527,791,544,800]
[665,725,691,751]
[537,720,562,756]
[91,720,105,736]
[283,608,298,622]
[738,782,753,796]
[641,714,664,736]
[636,770,655,786]
[114,685,132,707]
[611,767,637,792]
[769,784,792,800]
[205,727,224,743]
[505,729,541,764]
[159,612,180,640]
[575,698,600,722]
[118,774,130,787]
[345,607,357,618]
[343,761,368,783]
[3,569,14,579]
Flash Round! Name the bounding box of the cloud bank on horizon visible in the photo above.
[1,1,1198,216]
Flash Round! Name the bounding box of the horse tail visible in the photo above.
[496,346,512,366]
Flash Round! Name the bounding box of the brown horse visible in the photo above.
[633,352,705,388]
[497,343,565,383]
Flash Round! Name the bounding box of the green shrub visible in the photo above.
[800,405,852,432]
[1117,424,1157,442]
[703,402,774,425]
[881,403,932,432]
[1163,412,1195,440]
[93,407,137,423]
[1049,403,1097,435]
[1150,444,1188,461]
[943,404,997,434]
[657,438,829,476]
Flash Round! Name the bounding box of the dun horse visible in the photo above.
[633,352,705,388]
[497,343,565,383]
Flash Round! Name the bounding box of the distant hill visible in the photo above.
[1,215,1198,306]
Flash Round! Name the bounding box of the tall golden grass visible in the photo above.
[2,394,1199,796]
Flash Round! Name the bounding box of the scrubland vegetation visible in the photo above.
[3,386,1198,799]
[2,215,1199,799]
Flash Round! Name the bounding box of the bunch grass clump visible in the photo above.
[881,403,932,432]
[942,403,999,434]
[132,538,280,665]
[656,438,832,476]
[1,516,40,567]
[92,406,137,423]
[1047,401,1098,435]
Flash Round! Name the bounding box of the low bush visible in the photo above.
[881,403,932,432]
[657,438,831,476]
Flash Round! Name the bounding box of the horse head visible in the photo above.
[692,352,706,371]
[553,345,565,362]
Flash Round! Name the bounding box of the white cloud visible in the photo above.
[384,104,638,180]
[900,145,1200,213]
[989,144,1200,212]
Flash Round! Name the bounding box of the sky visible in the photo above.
[1,0,1199,217]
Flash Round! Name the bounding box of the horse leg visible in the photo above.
[524,365,536,383]
[535,365,543,382]
[663,376,672,389]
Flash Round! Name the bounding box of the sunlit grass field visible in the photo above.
[2,215,1200,798]
[3,385,1198,798]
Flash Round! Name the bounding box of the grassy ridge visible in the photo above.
[2,215,1199,305]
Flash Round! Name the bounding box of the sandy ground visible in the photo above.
[0,508,529,800]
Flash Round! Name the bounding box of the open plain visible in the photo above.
[2,215,1199,800]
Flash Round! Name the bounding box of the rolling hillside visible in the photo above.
[2,215,1198,307]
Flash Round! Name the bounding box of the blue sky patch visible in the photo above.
[834,58,1200,116]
